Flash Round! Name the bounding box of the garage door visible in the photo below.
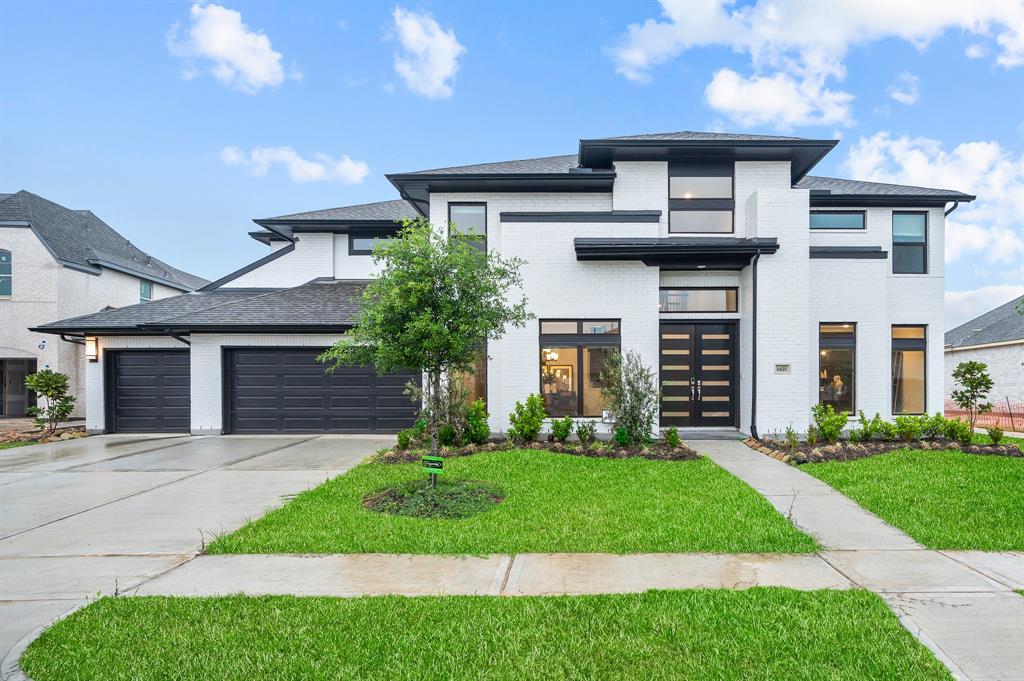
[107,350,190,433]
[225,348,420,434]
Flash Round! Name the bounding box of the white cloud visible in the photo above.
[965,43,988,59]
[220,146,369,184]
[945,286,1024,330]
[168,3,295,94]
[705,68,854,129]
[887,71,919,105]
[391,7,465,99]
[609,0,1023,129]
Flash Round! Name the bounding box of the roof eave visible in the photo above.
[809,193,975,208]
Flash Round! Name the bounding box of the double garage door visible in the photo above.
[107,348,419,434]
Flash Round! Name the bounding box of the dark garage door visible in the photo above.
[225,348,420,434]
[107,350,190,433]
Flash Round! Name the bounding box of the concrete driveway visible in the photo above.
[0,433,390,659]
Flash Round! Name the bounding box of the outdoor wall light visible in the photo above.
[85,337,98,363]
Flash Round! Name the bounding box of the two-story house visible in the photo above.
[1,191,207,418]
[32,132,973,437]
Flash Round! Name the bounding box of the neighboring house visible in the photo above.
[33,131,974,436]
[1,191,207,418]
[944,295,1024,426]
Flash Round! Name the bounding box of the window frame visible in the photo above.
[667,162,735,235]
[659,287,739,313]
[348,230,397,256]
[447,202,488,250]
[892,210,928,274]
[139,280,152,303]
[809,210,867,230]
[0,249,11,297]
[818,322,857,414]
[538,318,621,418]
[891,324,927,415]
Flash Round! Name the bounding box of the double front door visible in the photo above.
[660,322,737,428]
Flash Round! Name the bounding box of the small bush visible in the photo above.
[575,420,597,445]
[663,425,681,448]
[847,429,861,443]
[24,369,76,435]
[600,349,659,446]
[508,394,547,442]
[784,426,799,450]
[551,415,573,443]
[613,426,631,447]
[878,420,897,440]
[894,415,924,442]
[806,426,818,446]
[987,427,1004,444]
[463,399,490,445]
[396,428,416,450]
[810,403,847,444]
[922,412,947,439]
[944,417,973,444]
[438,424,459,447]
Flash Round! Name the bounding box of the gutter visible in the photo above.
[749,250,760,439]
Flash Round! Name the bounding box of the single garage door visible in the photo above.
[225,348,420,434]
[107,349,190,433]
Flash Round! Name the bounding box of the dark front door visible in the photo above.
[224,348,421,434]
[107,350,190,433]
[660,322,737,428]
[1,359,37,417]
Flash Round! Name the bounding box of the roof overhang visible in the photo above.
[578,138,838,183]
[808,191,976,208]
[575,237,779,270]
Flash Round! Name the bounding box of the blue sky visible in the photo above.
[2,1,1021,327]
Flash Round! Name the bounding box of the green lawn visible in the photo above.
[20,590,950,681]
[972,432,1024,449]
[803,448,1024,550]
[0,440,34,450]
[209,450,817,554]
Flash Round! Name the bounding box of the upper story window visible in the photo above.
[349,232,394,255]
[892,212,927,274]
[668,162,734,234]
[659,287,738,313]
[810,211,865,230]
[0,250,10,296]
[448,203,487,250]
[139,280,152,303]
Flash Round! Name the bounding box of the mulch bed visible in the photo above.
[362,478,504,519]
[374,439,701,464]
[746,437,1023,464]
[0,426,86,446]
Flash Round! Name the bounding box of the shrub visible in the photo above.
[438,424,459,448]
[878,420,898,440]
[663,425,681,448]
[550,415,573,443]
[508,394,547,442]
[894,415,924,442]
[950,360,994,432]
[574,420,597,446]
[806,426,818,446]
[922,412,947,439]
[847,429,861,443]
[463,399,490,445]
[396,428,417,450]
[600,350,659,446]
[24,370,76,435]
[987,426,1004,444]
[784,426,799,450]
[944,417,973,444]
[810,403,847,444]
[613,426,631,447]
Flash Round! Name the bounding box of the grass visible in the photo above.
[972,432,1024,449]
[0,440,34,450]
[20,590,951,681]
[803,448,1024,550]
[363,478,504,519]
[209,449,817,554]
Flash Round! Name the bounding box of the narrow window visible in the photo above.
[456,349,487,406]
[668,162,734,234]
[810,211,865,230]
[448,203,487,250]
[349,232,394,255]
[660,288,738,313]
[819,323,856,414]
[539,319,620,417]
[893,212,927,274]
[892,325,926,414]
[0,250,10,296]
[139,280,152,302]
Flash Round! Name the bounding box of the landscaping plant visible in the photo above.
[944,417,974,445]
[894,415,924,442]
[574,420,597,446]
[810,404,847,443]
[613,426,631,447]
[987,427,1004,444]
[950,360,994,433]
[922,412,947,439]
[463,399,490,445]
[507,394,546,442]
[785,426,799,450]
[664,425,681,448]
[550,415,573,443]
[24,369,76,436]
[600,349,659,446]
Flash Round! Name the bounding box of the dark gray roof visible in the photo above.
[945,295,1024,348]
[0,191,208,290]
[600,131,808,142]
[400,154,579,176]
[797,175,974,199]
[256,199,418,223]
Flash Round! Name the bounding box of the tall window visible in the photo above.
[139,280,152,302]
[448,203,487,250]
[659,287,738,313]
[539,319,620,417]
[0,250,10,296]
[892,326,926,414]
[819,323,855,414]
[457,350,487,406]
[810,211,865,230]
[668,162,733,234]
[893,212,927,274]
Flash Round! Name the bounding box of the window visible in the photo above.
[810,211,865,230]
[448,203,487,250]
[139,280,152,302]
[456,350,487,406]
[892,325,926,414]
[819,323,855,414]
[668,162,734,234]
[349,232,394,255]
[660,288,738,313]
[0,250,10,296]
[539,319,620,417]
[893,212,927,274]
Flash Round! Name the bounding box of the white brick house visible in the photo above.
[34,132,973,437]
[1,191,206,418]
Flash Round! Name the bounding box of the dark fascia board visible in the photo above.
[32,326,180,336]
[252,218,403,230]
[810,246,888,259]
[575,237,779,269]
[160,324,352,334]
[501,210,661,223]
[199,242,296,291]
[386,172,616,213]
[248,230,289,245]
[809,194,975,208]
[578,138,838,183]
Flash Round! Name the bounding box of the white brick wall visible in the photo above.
[332,235,381,280]
[945,343,1024,406]
[225,233,334,287]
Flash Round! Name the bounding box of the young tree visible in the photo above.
[950,360,994,433]
[599,349,659,446]
[319,219,531,457]
[24,369,77,435]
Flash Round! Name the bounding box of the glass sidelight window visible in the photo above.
[892,326,926,414]
[539,320,620,417]
[0,250,11,296]
[819,323,856,414]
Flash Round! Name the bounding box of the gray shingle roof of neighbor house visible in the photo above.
[0,190,209,291]
[945,295,1024,349]
[797,175,975,200]
[255,199,420,224]
[399,154,582,176]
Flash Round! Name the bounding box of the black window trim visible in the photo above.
[667,161,735,235]
[818,322,857,413]
[810,209,867,230]
[448,201,488,250]
[659,286,739,313]
[139,279,153,303]
[348,230,399,256]
[891,324,927,415]
[538,318,622,418]
[892,210,929,275]
[0,248,11,296]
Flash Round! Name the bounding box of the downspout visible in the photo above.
[944,201,960,217]
[749,250,760,440]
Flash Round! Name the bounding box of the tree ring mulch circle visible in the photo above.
[363,478,504,519]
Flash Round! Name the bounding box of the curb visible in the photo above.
[1,602,85,681]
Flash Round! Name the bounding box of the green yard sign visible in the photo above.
[422,455,444,475]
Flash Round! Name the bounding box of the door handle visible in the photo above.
[690,378,696,400]
[696,380,702,401]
